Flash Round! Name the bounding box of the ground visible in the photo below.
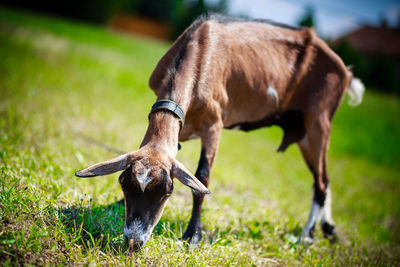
[0,6,399,266]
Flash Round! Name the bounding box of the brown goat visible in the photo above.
[76,15,364,251]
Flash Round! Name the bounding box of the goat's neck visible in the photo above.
[141,48,196,157]
[140,84,192,156]
[140,110,182,158]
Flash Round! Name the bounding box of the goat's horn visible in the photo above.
[171,159,210,194]
[75,153,132,177]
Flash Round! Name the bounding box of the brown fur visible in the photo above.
[148,15,350,243]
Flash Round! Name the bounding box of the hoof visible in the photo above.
[298,224,315,245]
[321,222,338,243]
[181,227,202,246]
[297,235,314,245]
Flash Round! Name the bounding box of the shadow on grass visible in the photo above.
[58,199,126,253]
[57,199,198,253]
[58,199,304,253]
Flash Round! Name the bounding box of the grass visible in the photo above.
[1,6,399,265]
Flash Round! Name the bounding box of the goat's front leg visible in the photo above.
[182,121,222,244]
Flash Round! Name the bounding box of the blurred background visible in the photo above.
[0,0,399,265]
[2,0,400,95]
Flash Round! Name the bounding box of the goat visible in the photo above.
[75,14,364,251]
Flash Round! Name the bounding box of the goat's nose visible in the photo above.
[128,238,143,252]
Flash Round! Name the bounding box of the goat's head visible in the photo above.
[75,148,209,251]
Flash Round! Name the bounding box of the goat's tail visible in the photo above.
[346,66,365,106]
[347,77,365,106]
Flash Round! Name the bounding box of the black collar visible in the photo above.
[149,99,185,127]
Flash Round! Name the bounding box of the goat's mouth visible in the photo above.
[128,238,144,252]
[124,234,149,252]
[124,226,153,252]
[123,220,153,251]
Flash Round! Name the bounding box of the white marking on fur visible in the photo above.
[347,77,365,106]
[124,219,152,245]
[267,86,279,106]
[321,186,335,225]
[231,125,241,130]
[123,220,141,238]
[301,200,323,240]
[136,168,152,192]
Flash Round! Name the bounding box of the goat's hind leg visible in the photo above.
[321,184,337,241]
[181,121,222,244]
[297,113,337,243]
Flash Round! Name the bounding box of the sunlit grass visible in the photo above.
[0,6,399,265]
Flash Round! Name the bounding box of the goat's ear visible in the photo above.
[171,160,210,194]
[75,153,131,178]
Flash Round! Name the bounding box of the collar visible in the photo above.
[149,99,185,127]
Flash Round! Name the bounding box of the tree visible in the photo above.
[333,39,368,81]
[297,6,315,28]
[171,0,228,39]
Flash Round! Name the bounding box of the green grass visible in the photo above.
[1,6,399,265]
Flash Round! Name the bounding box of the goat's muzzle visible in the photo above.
[127,238,144,252]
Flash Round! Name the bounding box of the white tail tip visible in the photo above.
[347,78,365,106]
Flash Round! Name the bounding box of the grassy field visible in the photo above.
[0,6,399,265]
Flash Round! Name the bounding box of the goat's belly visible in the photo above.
[224,109,306,152]
[223,111,279,131]
[222,98,280,128]
[221,80,282,125]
